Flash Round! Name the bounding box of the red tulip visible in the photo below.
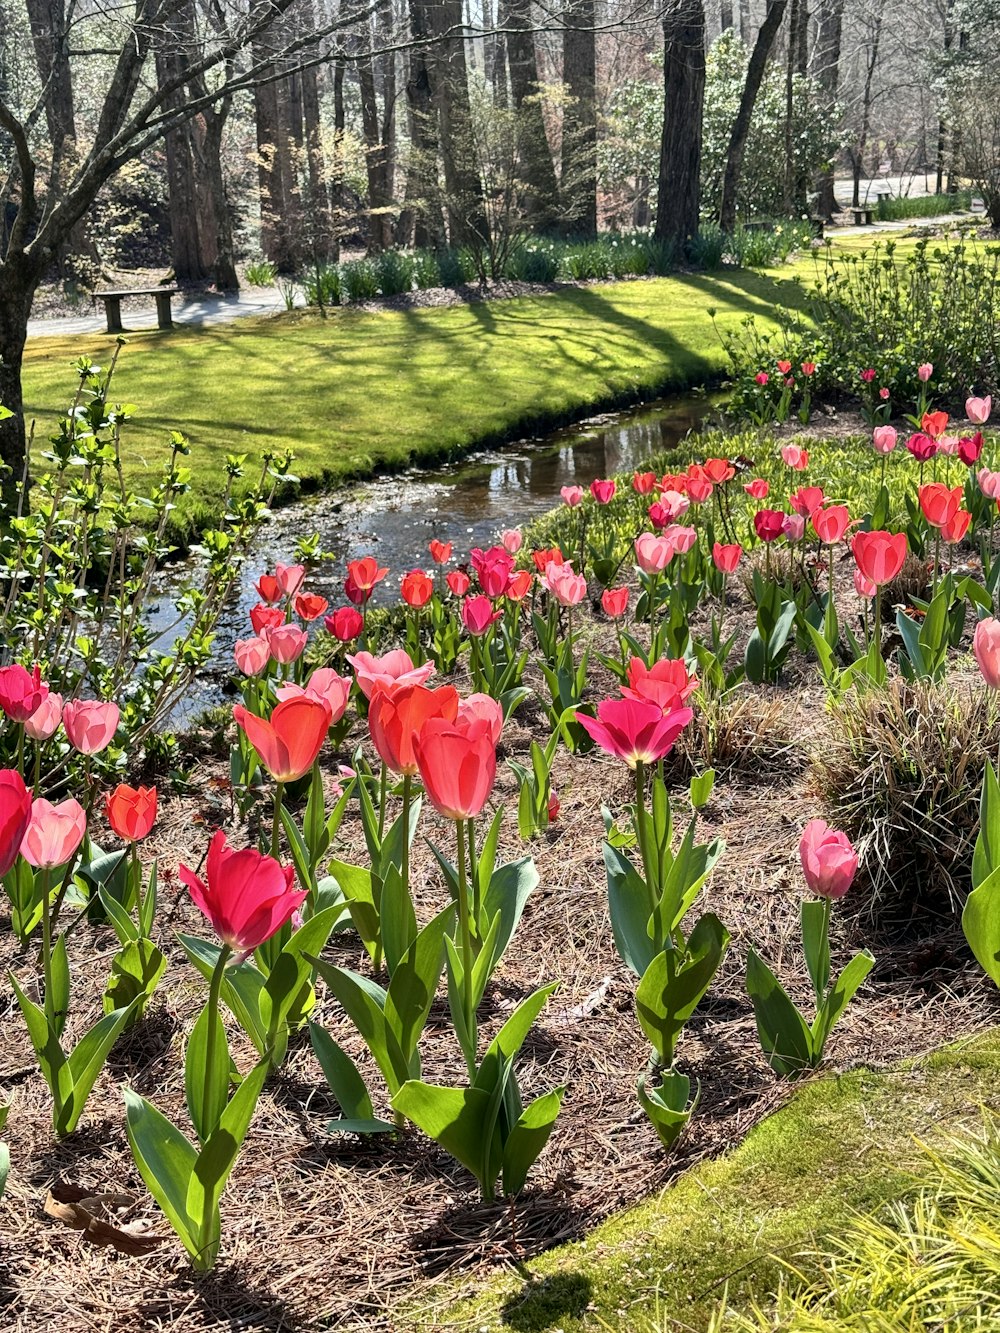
[590,479,616,504]
[180,830,305,953]
[20,798,86,869]
[958,433,984,467]
[255,573,281,604]
[755,371,769,386]
[324,606,364,642]
[0,769,32,876]
[428,539,452,565]
[602,586,629,618]
[294,593,329,622]
[234,696,332,782]
[851,530,907,586]
[743,478,769,500]
[401,569,434,608]
[106,784,157,842]
[712,542,742,573]
[799,819,857,899]
[250,604,284,635]
[812,505,851,545]
[369,683,459,776]
[446,570,471,597]
[576,696,692,769]
[0,664,48,722]
[703,457,735,484]
[531,547,564,574]
[462,594,504,635]
[413,715,497,820]
[906,432,937,461]
[63,699,119,755]
[348,649,434,699]
[974,618,1000,689]
[918,483,962,529]
[754,509,787,543]
[789,485,825,517]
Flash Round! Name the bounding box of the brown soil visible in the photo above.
[1,574,995,1333]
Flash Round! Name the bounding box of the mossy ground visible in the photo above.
[416,1030,1000,1333]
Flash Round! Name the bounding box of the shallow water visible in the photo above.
[148,391,717,721]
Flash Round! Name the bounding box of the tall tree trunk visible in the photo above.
[739,0,751,41]
[432,0,484,241]
[852,10,882,208]
[502,0,559,227]
[719,0,789,230]
[331,57,347,259]
[403,0,446,248]
[195,105,240,290]
[253,35,295,270]
[360,52,392,251]
[720,1,734,30]
[0,253,41,503]
[655,0,706,248]
[155,3,214,280]
[813,0,843,219]
[560,0,597,234]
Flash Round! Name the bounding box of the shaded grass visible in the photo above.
[416,1030,1000,1333]
[22,270,809,540]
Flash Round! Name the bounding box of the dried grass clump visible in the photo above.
[811,677,1000,923]
[673,687,799,780]
[882,551,931,610]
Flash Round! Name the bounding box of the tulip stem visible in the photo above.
[634,762,656,916]
[468,817,480,938]
[401,772,411,907]
[455,819,476,1073]
[647,573,659,665]
[874,587,883,653]
[16,727,24,780]
[825,543,835,646]
[202,945,232,1141]
[40,866,55,1029]
[814,896,832,1009]
[377,764,387,841]
[271,782,285,861]
[132,844,143,928]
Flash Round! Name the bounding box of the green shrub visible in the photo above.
[411,249,443,289]
[341,257,380,301]
[505,240,559,283]
[245,259,278,287]
[374,249,414,296]
[302,262,342,307]
[689,223,727,270]
[875,189,973,221]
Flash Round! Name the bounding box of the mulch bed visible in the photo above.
[1,566,997,1332]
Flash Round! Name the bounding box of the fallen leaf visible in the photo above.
[44,1182,167,1256]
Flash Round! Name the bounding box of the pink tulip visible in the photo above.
[0,770,32,876]
[275,563,306,598]
[24,693,63,742]
[20,797,86,869]
[780,444,809,470]
[967,396,992,425]
[634,533,673,574]
[712,542,742,573]
[743,478,769,500]
[180,830,305,953]
[348,649,435,700]
[265,623,308,664]
[502,529,523,554]
[62,699,119,755]
[544,563,588,607]
[622,656,698,713]
[561,485,584,507]
[782,513,805,542]
[853,569,877,599]
[0,664,48,723]
[276,668,352,723]
[917,362,933,382]
[234,636,271,677]
[461,595,504,636]
[576,697,693,769]
[974,618,1000,690]
[872,426,897,455]
[457,693,504,745]
[789,486,825,517]
[799,819,858,899]
[979,469,1000,500]
[470,546,514,598]
[590,479,616,505]
[812,505,851,545]
[663,525,697,554]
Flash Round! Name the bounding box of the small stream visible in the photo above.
[148,391,717,721]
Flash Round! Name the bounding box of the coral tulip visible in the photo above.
[801,361,816,376]
[967,396,992,426]
[942,509,972,544]
[446,569,471,597]
[634,533,673,574]
[531,547,564,573]
[180,830,305,953]
[633,471,657,495]
[106,784,157,842]
[348,649,434,699]
[294,593,329,622]
[250,604,284,635]
[687,476,714,504]
[919,483,962,529]
[63,699,120,755]
[777,359,792,375]
[743,478,769,500]
[234,636,271,677]
[0,769,32,876]
[20,798,86,869]
[369,683,459,776]
[703,457,735,484]
[347,557,389,595]
[799,819,858,899]
[602,586,629,618]
[413,715,497,820]
[233,696,332,781]
[712,542,742,573]
[851,530,907,586]
[576,696,692,769]
[24,693,63,742]
[789,486,825,517]
[506,570,533,601]
[401,569,434,608]
[428,539,452,565]
[324,606,364,642]
[974,618,1000,690]
[922,410,949,441]
[812,505,851,545]
[0,664,48,722]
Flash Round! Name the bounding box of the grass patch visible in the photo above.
[415,1030,1000,1333]
[22,269,809,540]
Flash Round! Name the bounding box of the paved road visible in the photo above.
[26,288,301,340]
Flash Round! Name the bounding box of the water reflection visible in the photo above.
[150,392,716,720]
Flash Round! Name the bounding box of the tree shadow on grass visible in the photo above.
[499,1270,594,1330]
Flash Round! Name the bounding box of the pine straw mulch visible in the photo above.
[1,576,999,1332]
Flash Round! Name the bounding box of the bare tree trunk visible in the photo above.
[720,0,734,29]
[739,0,751,41]
[194,105,240,290]
[403,0,446,247]
[561,0,597,233]
[360,51,392,250]
[0,254,39,500]
[655,0,706,248]
[502,0,560,227]
[719,0,789,230]
[254,35,295,270]
[813,0,844,219]
[852,10,882,208]
[432,0,484,240]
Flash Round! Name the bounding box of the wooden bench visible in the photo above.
[93,286,179,334]
[851,207,874,226]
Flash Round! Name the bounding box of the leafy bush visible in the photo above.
[245,259,278,287]
[875,189,973,221]
[341,257,380,302]
[302,262,341,307]
[559,240,612,281]
[374,249,414,296]
[688,223,727,270]
[505,240,560,283]
[411,249,443,289]
[811,678,998,923]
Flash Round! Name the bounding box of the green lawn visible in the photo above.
[23,268,809,537]
[413,1030,1000,1333]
